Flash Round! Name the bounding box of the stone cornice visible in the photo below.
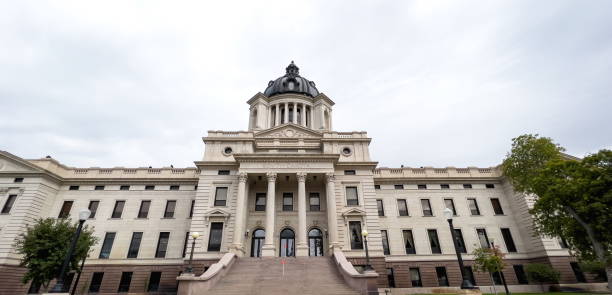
[373,166,503,181]
[335,162,379,168]
[233,153,340,163]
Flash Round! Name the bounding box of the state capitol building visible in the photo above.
[0,62,603,294]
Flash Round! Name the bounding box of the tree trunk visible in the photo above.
[565,206,610,293]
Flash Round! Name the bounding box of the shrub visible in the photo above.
[525,263,560,284]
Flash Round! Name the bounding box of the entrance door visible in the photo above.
[279,228,295,257]
[250,229,265,257]
[308,228,324,256]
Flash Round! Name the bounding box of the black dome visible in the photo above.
[264,61,320,98]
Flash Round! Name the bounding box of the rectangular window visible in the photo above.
[491,198,504,215]
[88,201,99,218]
[376,199,385,216]
[501,228,517,252]
[138,200,151,218]
[397,199,409,216]
[58,200,73,218]
[164,200,176,218]
[428,229,442,254]
[189,200,195,218]
[346,186,359,206]
[1,195,17,214]
[145,185,155,190]
[255,193,266,211]
[477,228,490,248]
[218,170,230,175]
[69,185,79,190]
[493,271,503,285]
[208,223,223,252]
[94,185,104,191]
[170,185,180,191]
[464,266,476,285]
[421,199,433,216]
[417,184,427,190]
[214,187,228,206]
[513,265,529,284]
[111,200,125,218]
[120,185,130,191]
[99,232,116,259]
[486,183,495,189]
[387,268,396,288]
[127,232,143,258]
[309,193,320,211]
[62,273,75,292]
[409,268,423,287]
[436,266,449,286]
[147,272,162,292]
[89,272,104,293]
[381,230,390,255]
[117,272,132,293]
[344,170,356,175]
[468,198,481,215]
[570,262,587,283]
[349,221,363,250]
[374,185,380,190]
[283,193,293,211]
[155,232,170,258]
[182,232,190,257]
[14,177,24,183]
[394,184,404,190]
[403,230,416,254]
[463,184,472,189]
[454,229,467,253]
[444,199,457,215]
[440,184,450,189]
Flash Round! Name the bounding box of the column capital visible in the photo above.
[296,172,307,182]
[266,172,277,182]
[238,172,248,183]
[325,173,335,183]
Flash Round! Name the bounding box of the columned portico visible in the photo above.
[296,172,308,256]
[261,172,277,256]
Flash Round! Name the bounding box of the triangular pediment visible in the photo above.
[254,124,323,139]
[204,208,231,217]
[0,151,44,173]
[341,207,367,217]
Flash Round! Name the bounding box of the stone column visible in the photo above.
[275,105,280,126]
[296,172,308,256]
[284,102,289,124]
[310,106,314,128]
[302,105,305,126]
[325,173,339,249]
[292,102,297,123]
[231,172,248,256]
[261,172,277,257]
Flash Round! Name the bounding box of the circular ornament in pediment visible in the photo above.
[285,129,295,137]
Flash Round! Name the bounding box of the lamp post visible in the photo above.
[50,209,91,293]
[185,232,200,274]
[361,230,373,271]
[444,208,475,289]
[490,238,510,295]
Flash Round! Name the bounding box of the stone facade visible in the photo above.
[0,63,604,294]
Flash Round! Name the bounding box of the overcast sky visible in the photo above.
[1,1,610,169]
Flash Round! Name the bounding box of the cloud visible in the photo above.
[0,0,610,168]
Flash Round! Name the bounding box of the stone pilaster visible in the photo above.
[230,172,248,256]
[325,173,339,249]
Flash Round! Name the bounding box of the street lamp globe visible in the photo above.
[191,232,200,239]
[443,207,453,220]
[361,230,368,237]
[78,209,91,221]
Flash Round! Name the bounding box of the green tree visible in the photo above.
[502,134,612,291]
[15,218,97,289]
[472,245,506,294]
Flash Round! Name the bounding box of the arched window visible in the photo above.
[251,109,258,128]
[279,228,295,257]
[324,110,330,129]
[251,229,265,257]
[308,228,324,257]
